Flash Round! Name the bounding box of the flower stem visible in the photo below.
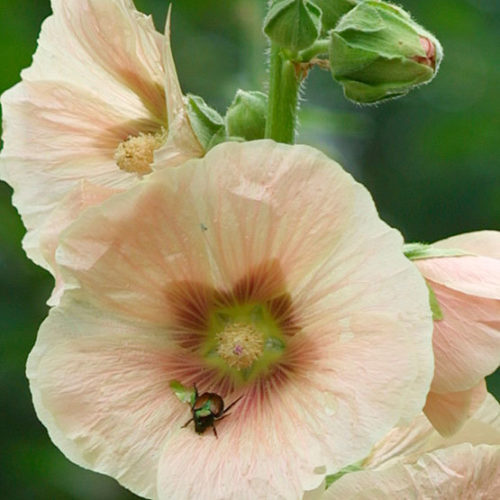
[265,43,301,144]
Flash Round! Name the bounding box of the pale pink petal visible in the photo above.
[56,169,214,324]
[425,279,500,393]
[417,255,500,299]
[322,443,500,499]
[436,231,500,259]
[424,380,487,436]
[23,0,165,120]
[1,81,140,235]
[37,181,120,306]
[27,298,207,499]
[365,392,500,469]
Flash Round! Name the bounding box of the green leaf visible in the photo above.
[170,380,196,405]
[186,94,226,151]
[403,242,470,261]
[325,462,364,487]
[427,283,444,321]
[264,0,322,53]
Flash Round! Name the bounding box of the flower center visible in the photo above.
[202,303,287,384]
[114,129,166,175]
[215,322,265,370]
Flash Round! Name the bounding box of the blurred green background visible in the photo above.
[0,0,498,498]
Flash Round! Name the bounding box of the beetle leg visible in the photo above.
[212,423,218,439]
[193,383,199,399]
[181,417,194,428]
[221,395,243,415]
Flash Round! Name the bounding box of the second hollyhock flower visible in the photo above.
[0,0,203,298]
[409,232,500,435]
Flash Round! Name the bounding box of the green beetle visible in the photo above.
[172,381,243,438]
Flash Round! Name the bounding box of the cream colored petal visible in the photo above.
[157,382,331,499]
[0,80,142,267]
[427,280,500,393]
[364,392,500,470]
[322,444,500,499]
[24,0,165,120]
[152,9,204,170]
[289,181,434,425]
[303,480,327,500]
[436,231,500,259]
[56,169,214,324]
[27,297,204,500]
[423,380,487,437]
[38,181,120,306]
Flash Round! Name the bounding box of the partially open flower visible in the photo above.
[28,141,433,499]
[321,393,500,498]
[411,232,500,436]
[0,0,203,283]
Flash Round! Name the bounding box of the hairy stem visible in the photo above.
[265,43,301,144]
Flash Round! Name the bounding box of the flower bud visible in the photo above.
[329,1,442,104]
[264,0,322,53]
[225,90,268,141]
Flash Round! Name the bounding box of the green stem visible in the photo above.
[265,44,283,141]
[265,43,301,144]
[298,39,330,61]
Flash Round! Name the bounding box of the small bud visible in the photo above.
[313,0,359,32]
[264,0,322,53]
[225,90,268,141]
[329,1,443,104]
[186,94,226,150]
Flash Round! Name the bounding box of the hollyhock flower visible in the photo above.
[320,393,500,499]
[408,231,500,436]
[27,141,433,499]
[0,0,203,287]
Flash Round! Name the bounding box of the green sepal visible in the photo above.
[404,242,469,261]
[264,0,323,53]
[313,0,358,32]
[225,90,268,141]
[329,1,442,104]
[325,462,364,487]
[186,94,226,150]
[170,380,196,406]
[427,282,444,321]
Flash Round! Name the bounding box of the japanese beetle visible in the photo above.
[179,383,242,438]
